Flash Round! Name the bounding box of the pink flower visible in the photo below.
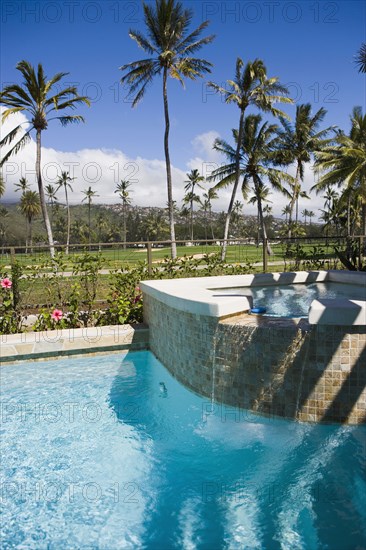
[1,278,12,289]
[51,309,63,322]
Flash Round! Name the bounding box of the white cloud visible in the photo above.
[0,109,187,207]
[191,130,221,161]
[1,112,325,220]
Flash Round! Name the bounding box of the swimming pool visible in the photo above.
[214,281,366,317]
[1,351,365,548]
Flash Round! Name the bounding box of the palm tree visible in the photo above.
[180,205,191,239]
[19,190,41,253]
[14,177,30,195]
[115,180,132,248]
[209,115,293,255]
[282,204,291,223]
[249,186,272,247]
[96,213,108,249]
[184,169,205,241]
[0,60,90,257]
[302,208,309,225]
[355,43,366,73]
[208,58,292,259]
[203,187,218,240]
[313,106,366,235]
[56,171,74,254]
[45,183,58,229]
[120,0,214,259]
[81,186,99,247]
[275,103,334,238]
[308,210,315,226]
[144,211,169,241]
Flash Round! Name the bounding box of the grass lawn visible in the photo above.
[0,241,338,271]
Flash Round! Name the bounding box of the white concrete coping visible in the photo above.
[140,270,366,324]
[0,324,149,362]
[309,299,366,325]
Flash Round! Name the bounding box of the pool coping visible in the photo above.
[0,324,149,364]
[140,270,366,325]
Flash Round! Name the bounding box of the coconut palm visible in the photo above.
[355,43,366,73]
[45,183,58,229]
[307,210,315,226]
[0,60,90,257]
[249,185,272,247]
[14,177,30,195]
[19,190,41,253]
[203,187,218,240]
[96,213,108,249]
[180,205,191,239]
[282,204,291,223]
[144,211,169,241]
[302,208,309,225]
[184,169,205,241]
[120,0,214,258]
[209,115,293,255]
[81,186,99,247]
[275,103,334,238]
[115,180,132,248]
[208,58,292,259]
[56,171,74,254]
[313,106,366,235]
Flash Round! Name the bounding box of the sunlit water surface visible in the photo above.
[1,351,365,549]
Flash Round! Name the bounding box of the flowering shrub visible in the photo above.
[0,273,22,334]
[0,252,253,335]
[1,278,12,289]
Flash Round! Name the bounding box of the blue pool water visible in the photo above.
[1,351,365,549]
[216,282,366,317]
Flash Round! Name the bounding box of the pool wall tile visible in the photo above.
[144,294,366,425]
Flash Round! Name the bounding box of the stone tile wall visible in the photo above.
[144,294,366,424]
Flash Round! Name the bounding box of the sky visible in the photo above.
[0,0,365,219]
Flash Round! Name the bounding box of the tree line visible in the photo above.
[1,0,365,258]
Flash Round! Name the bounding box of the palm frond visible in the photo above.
[0,130,32,166]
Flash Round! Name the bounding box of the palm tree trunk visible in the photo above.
[123,201,127,250]
[29,218,33,254]
[347,195,351,237]
[221,109,245,261]
[163,68,177,259]
[210,207,215,240]
[257,184,273,256]
[65,187,70,255]
[288,163,301,239]
[36,130,55,257]
[25,218,29,254]
[88,201,92,249]
[190,195,194,242]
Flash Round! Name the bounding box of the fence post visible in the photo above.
[147,242,152,275]
[262,238,268,273]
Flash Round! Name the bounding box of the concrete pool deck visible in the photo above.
[0,324,149,363]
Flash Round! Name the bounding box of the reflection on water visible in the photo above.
[1,351,365,549]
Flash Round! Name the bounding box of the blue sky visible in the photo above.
[1,0,365,216]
